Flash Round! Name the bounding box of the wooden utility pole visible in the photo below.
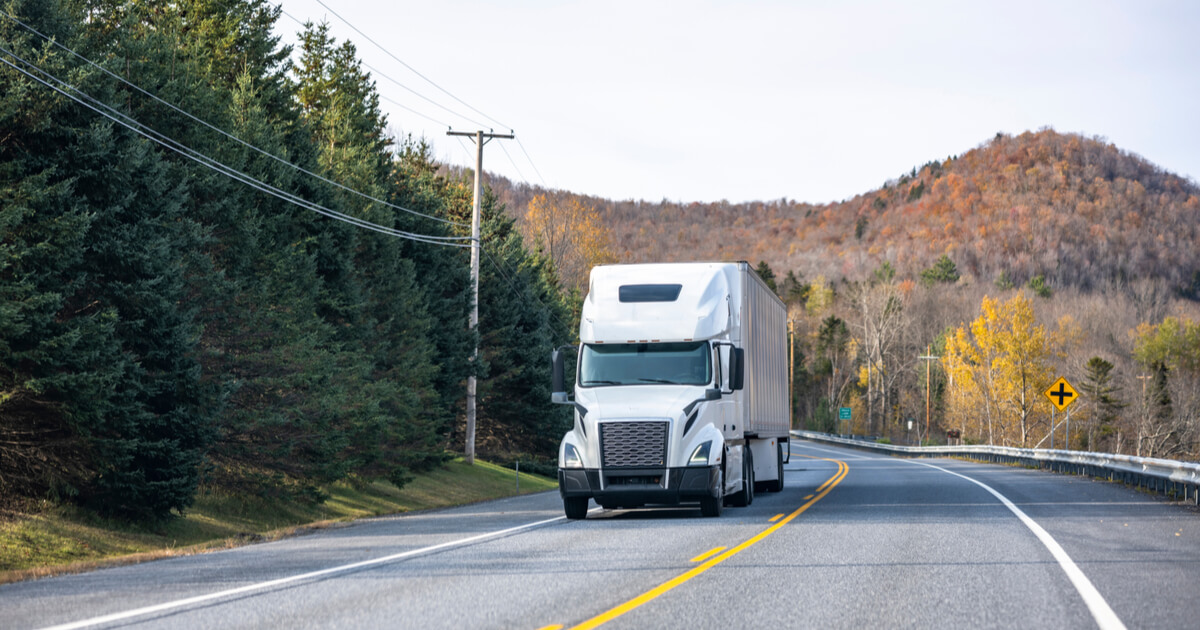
[918,345,938,438]
[447,129,514,465]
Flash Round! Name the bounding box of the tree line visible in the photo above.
[0,0,573,521]
[754,257,1200,460]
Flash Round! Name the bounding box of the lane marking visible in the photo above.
[689,547,727,563]
[768,513,784,522]
[907,460,1127,630]
[561,456,848,630]
[803,494,815,500]
[536,626,565,630]
[39,508,600,630]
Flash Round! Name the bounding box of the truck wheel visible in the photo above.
[729,452,752,507]
[700,470,723,517]
[764,442,785,492]
[564,497,589,520]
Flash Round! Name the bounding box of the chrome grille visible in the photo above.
[600,422,668,468]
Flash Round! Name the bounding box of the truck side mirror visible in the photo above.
[731,348,745,391]
[551,349,567,402]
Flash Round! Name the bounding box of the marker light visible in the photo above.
[563,443,584,469]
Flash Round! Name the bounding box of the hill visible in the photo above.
[489,129,1200,295]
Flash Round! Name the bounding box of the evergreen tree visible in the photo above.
[754,260,777,293]
[1,0,214,518]
[920,254,960,287]
[1079,356,1125,449]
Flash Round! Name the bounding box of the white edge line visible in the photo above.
[39,508,597,630]
[907,460,1127,630]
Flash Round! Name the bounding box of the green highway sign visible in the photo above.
[838,407,852,420]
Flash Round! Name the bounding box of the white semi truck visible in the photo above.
[551,261,789,519]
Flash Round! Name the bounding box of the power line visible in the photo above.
[279,4,551,192]
[312,0,511,132]
[0,10,468,229]
[360,58,492,131]
[0,46,471,248]
[498,141,527,184]
[277,8,489,131]
[377,92,451,128]
[515,136,548,187]
[481,246,569,332]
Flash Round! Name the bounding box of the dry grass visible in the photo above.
[0,458,555,584]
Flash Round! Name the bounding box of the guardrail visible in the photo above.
[791,429,1200,506]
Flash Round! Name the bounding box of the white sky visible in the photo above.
[274,0,1200,204]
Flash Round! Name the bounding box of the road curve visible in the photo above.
[2,440,1197,629]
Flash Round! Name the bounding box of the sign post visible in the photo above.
[1043,377,1078,449]
[838,407,852,436]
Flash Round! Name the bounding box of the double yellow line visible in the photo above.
[542,454,848,630]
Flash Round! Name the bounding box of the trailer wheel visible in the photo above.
[564,497,589,520]
[746,449,755,505]
[700,470,723,517]
[764,441,785,492]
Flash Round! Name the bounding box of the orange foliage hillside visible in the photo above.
[488,129,1200,292]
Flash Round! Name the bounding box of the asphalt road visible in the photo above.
[3,440,1198,629]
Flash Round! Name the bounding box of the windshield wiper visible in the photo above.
[638,378,679,384]
[582,379,620,385]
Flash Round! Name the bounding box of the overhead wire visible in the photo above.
[284,1,569,321]
[0,10,469,229]
[277,8,490,131]
[515,137,548,188]
[312,0,512,132]
[282,2,553,196]
[481,246,570,332]
[0,45,471,247]
[6,7,571,334]
[498,142,527,184]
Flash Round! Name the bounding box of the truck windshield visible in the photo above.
[579,342,711,387]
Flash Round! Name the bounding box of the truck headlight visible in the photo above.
[688,441,712,466]
[563,443,584,469]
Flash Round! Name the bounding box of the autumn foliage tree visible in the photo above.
[522,193,616,292]
[944,293,1056,446]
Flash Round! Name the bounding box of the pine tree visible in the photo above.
[920,255,960,286]
[1079,356,1125,450]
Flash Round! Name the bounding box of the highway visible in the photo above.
[3,439,1198,629]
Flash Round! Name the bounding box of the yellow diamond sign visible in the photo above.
[1044,377,1078,411]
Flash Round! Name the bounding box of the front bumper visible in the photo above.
[558,465,720,506]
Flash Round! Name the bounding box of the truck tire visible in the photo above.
[700,470,723,517]
[763,442,785,492]
[564,497,589,520]
[729,451,753,507]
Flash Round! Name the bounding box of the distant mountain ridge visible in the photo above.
[487,129,1200,295]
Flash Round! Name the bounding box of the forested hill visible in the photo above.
[491,130,1200,294]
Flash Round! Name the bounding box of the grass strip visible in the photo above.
[0,458,555,584]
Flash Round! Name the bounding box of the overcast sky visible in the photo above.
[274,0,1200,205]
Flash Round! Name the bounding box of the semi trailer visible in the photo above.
[551,261,789,519]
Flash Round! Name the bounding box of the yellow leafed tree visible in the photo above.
[943,293,1056,446]
[523,194,617,292]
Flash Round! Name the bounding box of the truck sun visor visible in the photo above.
[618,284,683,302]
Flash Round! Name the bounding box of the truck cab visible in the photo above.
[551,262,788,519]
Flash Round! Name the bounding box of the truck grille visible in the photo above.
[600,422,668,468]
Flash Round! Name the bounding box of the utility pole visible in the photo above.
[918,345,938,440]
[447,129,514,465]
